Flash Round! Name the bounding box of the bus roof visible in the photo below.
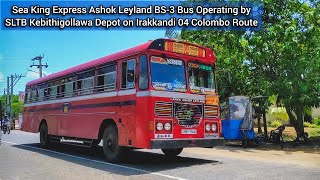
[26,38,214,87]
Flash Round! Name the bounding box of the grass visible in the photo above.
[254,126,320,141]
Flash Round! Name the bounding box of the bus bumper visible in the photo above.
[150,138,224,149]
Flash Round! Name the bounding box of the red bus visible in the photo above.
[22,38,224,161]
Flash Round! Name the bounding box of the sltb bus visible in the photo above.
[23,39,224,161]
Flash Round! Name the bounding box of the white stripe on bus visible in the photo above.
[137,91,205,101]
[24,90,135,107]
[24,90,205,108]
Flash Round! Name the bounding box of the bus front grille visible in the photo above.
[204,105,219,118]
[154,101,173,117]
[174,103,203,126]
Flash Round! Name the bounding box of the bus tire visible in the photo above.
[162,148,183,157]
[102,125,123,162]
[39,123,50,148]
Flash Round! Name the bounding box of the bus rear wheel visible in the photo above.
[39,123,50,148]
[102,125,124,162]
[162,148,183,157]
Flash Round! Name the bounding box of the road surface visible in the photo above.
[0,130,319,180]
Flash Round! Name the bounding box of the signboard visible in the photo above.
[165,41,206,58]
[206,95,219,105]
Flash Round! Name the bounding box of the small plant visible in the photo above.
[312,118,320,126]
[304,122,314,128]
[308,129,320,137]
[270,120,282,128]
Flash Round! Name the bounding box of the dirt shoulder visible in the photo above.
[184,144,320,168]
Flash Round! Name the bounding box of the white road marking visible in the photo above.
[2,141,186,180]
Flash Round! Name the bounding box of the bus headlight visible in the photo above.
[211,123,217,132]
[156,122,163,131]
[164,122,171,131]
[205,124,211,132]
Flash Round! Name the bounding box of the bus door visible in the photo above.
[118,59,136,146]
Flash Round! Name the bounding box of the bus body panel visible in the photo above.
[22,38,223,150]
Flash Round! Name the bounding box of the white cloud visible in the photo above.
[26,69,51,79]
[26,71,39,79]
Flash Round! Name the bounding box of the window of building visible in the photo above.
[121,59,135,89]
[97,64,116,92]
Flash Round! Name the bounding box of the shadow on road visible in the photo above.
[13,143,220,177]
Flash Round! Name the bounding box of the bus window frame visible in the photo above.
[76,69,95,95]
[149,55,187,93]
[138,54,149,90]
[38,83,47,101]
[25,88,31,103]
[97,63,117,92]
[121,59,136,90]
[187,60,216,94]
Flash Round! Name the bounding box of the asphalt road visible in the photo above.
[0,130,319,180]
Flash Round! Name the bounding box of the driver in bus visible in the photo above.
[197,71,205,87]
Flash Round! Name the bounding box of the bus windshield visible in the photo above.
[150,56,186,92]
[188,62,215,94]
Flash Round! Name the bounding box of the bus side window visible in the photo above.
[50,86,57,99]
[60,84,65,98]
[31,86,37,102]
[38,86,45,101]
[77,70,95,95]
[121,59,135,89]
[57,85,60,98]
[25,88,31,103]
[139,55,148,90]
[64,81,74,97]
[97,64,116,92]
[77,80,82,95]
[43,88,47,100]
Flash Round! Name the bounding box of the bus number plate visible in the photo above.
[181,129,197,134]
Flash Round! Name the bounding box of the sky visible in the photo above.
[0,30,165,94]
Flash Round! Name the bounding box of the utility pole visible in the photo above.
[10,75,14,121]
[30,55,48,78]
[5,74,26,122]
[6,77,9,116]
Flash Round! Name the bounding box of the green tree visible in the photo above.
[0,95,24,119]
[180,0,320,137]
[11,101,24,118]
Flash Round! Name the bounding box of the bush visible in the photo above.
[270,120,282,128]
[308,129,320,137]
[313,118,320,126]
[304,122,317,128]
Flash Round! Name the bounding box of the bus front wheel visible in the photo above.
[102,125,124,162]
[39,123,50,148]
[162,148,183,157]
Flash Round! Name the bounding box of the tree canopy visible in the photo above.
[180,0,320,137]
[0,95,24,119]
